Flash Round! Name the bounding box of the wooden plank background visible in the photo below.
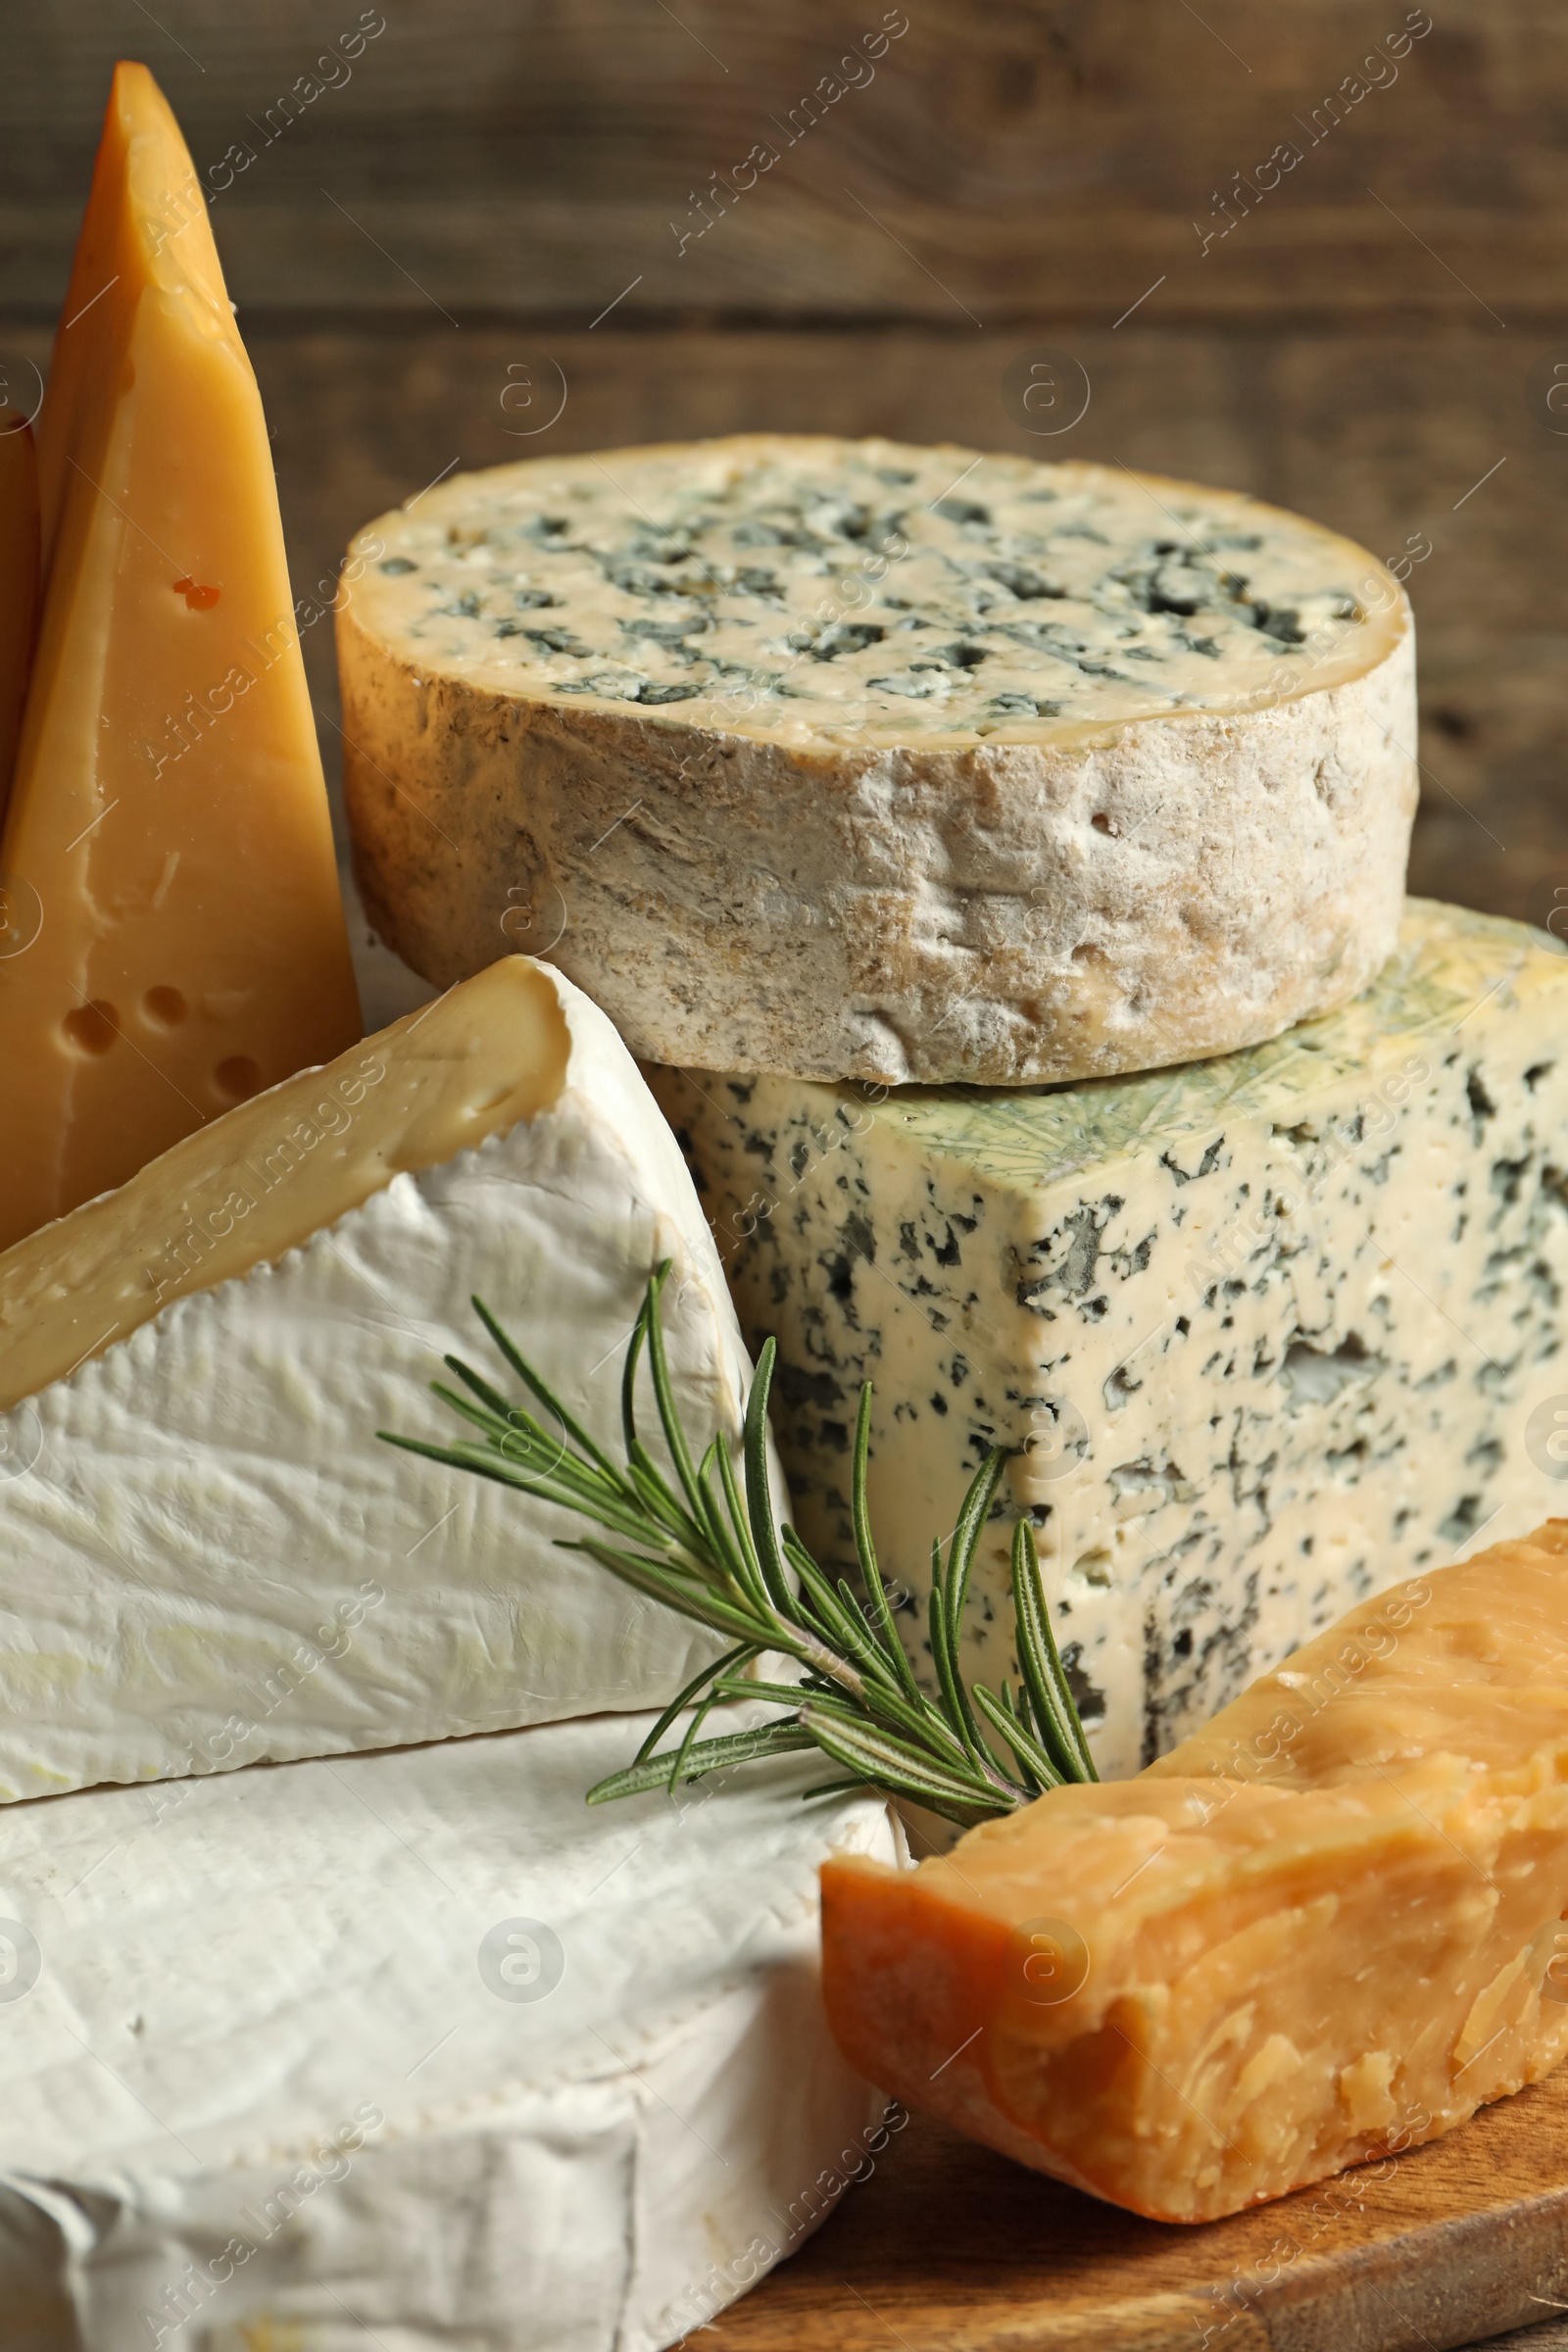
[0,1,1562,930]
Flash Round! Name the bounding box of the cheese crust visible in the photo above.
[339,432,1416,1085]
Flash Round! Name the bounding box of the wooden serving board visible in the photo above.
[711,2070,1568,2352]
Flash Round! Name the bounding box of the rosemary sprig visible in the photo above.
[380,1262,1096,1826]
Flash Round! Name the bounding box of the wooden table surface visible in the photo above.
[3,3,1565,938]
[710,2071,1568,2352]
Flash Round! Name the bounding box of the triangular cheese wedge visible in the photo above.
[0,1709,893,2339]
[0,62,360,1251]
[0,955,769,1801]
[0,416,38,826]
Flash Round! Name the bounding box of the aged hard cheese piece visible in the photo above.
[0,956,759,1799]
[823,1527,1568,2225]
[0,1707,898,2349]
[0,62,359,1251]
[0,416,38,823]
[339,433,1415,1087]
[654,900,1568,1777]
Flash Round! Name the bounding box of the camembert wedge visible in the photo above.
[0,955,758,1799]
[822,1525,1568,2222]
[0,1705,897,2347]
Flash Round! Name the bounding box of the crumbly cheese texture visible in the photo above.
[341,436,1416,1089]
[823,1529,1568,2224]
[0,1706,898,2351]
[0,957,761,1800]
[653,900,1568,1778]
[349,434,1402,747]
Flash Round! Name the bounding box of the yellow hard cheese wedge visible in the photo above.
[822,1527,1568,2222]
[0,62,359,1252]
[0,416,38,822]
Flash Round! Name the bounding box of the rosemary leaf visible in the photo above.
[1011,1519,1100,1785]
[713,1428,774,1618]
[587,1719,816,1804]
[633,1642,760,1768]
[468,1296,623,1484]
[971,1680,1062,1793]
[850,1384,924,1709]
[560,1538,776,1649]
[377,1434,654,1546]
[799,1707,1016,1828]
[742,1340,797,1616]
[643,1260,708,1528]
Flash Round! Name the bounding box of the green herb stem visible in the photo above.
[380,1262,1095,1827]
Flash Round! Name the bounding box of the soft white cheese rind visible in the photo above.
[654,900,1568,1777]
[340,434,1417,1086]
[0,966,760,1800]
[0,1709,899,2352]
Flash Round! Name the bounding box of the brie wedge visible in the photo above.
[0,956,760,1799]
[0,1707,899,2350]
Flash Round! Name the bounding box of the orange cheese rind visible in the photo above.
[822,1524,1568,2222]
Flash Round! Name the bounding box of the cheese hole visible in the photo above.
[172,575,221,612]
[142,985,188,1029]
[214,1054,263,1103]
[1091,811,1116,836]
[61,1001,120,1055]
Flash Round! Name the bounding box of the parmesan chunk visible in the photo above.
[821,1525,1568,2222]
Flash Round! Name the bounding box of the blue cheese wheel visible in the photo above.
[338,434,1416,1085]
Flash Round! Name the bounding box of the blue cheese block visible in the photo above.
[652,900,1568,1777]
[339,434,1415,1086]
